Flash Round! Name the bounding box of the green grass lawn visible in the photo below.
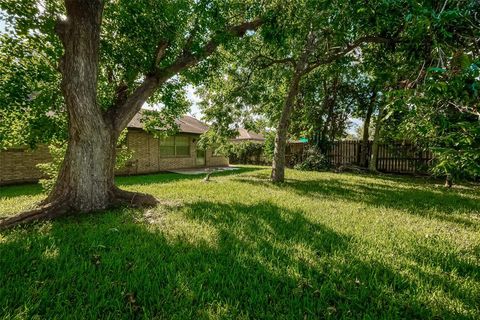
[0,166,479,319]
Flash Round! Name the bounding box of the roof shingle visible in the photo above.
[127,110,209,134]
[235,128,265,141]
[128,110,265,141]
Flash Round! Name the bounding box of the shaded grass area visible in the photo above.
[0,166,479,319]
[0,183,43,199]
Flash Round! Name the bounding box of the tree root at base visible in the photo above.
[0,189,159,230]
[111,187,159,207]
[0,199,69,230]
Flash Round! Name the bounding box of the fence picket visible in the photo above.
[316,140,432,174]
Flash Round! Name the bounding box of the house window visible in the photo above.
[175,136,190,156]
[160,136,175,156]
[160,136,190,157]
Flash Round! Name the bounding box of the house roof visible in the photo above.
[127,110,265,140]
[127,110,209,134]
[234,128,265,141]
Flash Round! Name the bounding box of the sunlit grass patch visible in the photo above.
[1,166,479,319]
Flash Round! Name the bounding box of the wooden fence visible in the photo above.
[287,140,433,174]
[328,140,433,173]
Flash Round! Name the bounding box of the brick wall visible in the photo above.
[206,149,230,167]
[0,145,51,185]
[120,130,229,175]
[0,130,229,185]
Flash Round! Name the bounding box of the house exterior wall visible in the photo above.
[0,130,229,185]
[0,145,52,185]
[206,149,229,167]
[118,130,228,175]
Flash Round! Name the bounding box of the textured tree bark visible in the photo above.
[49,0,112,210]
[271,73,302,183]
[49,0,156,211]
[45,126,117,212]
[360,91,376,167]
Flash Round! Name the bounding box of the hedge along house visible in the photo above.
[0,111,229,185]
[228,129,267,165]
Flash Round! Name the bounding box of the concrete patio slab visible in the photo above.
[168,166,240,175]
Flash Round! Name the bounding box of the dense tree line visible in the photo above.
[199,0,479,183]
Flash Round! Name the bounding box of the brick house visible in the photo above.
[0,111,228,185]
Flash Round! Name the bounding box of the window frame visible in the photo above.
[174,136,190,157]
[159,135,191,158]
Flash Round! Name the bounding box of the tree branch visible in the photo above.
[303,36,393,74]
[154,40,169,66]
[110,18,263,132]
[449,101,480,119]
[253,54,296,69]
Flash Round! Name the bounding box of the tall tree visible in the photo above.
[0,0,264,228]
[200,0,402,182]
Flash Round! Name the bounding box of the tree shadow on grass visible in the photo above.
[406,241,480,283]
[1,200,477,319]
[116,166,262,186]
[234,174,480,229]
[365,173,480,191]
[0,166,263,199]
[0,183,43,199]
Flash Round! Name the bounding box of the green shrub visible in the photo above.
[227,141,265,164]
[294,146,331,171]
[36,143,66,193]
[262,131,276,163]
[115,130,134,171]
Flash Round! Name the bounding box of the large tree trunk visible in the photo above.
[0,0,155,229]
[51,0,155,211]
[360,91,376,167]
[50,0,115,211]
[271,73,302,182]
[46,126,117,212]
